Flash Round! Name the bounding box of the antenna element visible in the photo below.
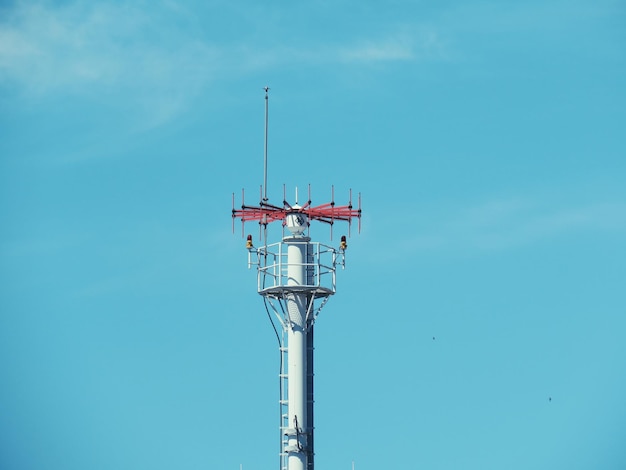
[263,86,270,202]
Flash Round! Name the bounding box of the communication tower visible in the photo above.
[232,88,361,470]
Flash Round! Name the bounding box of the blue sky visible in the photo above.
[1,0,625,469]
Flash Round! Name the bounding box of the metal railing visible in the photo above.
[248,240,342,295]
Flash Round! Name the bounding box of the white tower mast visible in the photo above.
[232,89,361,470]
[284,212,311,470]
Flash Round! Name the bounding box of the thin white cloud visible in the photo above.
[0,2,448,97]
[1,0,616,100]
[338,27,447,63]
[0,2,221,127]
[2,3,128,89]
[407,198,626,255]
[340,38,415,62]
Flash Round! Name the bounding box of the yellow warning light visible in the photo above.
[340,235,347,251]
[246,234,253,249]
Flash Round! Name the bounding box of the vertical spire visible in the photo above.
[263,86,270,202]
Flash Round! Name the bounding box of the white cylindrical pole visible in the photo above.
[285,236,309,470]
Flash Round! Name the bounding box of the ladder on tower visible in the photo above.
[279,343,289,470]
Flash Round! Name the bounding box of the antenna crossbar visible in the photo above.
[232,192,361,231]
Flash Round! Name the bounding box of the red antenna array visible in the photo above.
[232,184,361,238]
